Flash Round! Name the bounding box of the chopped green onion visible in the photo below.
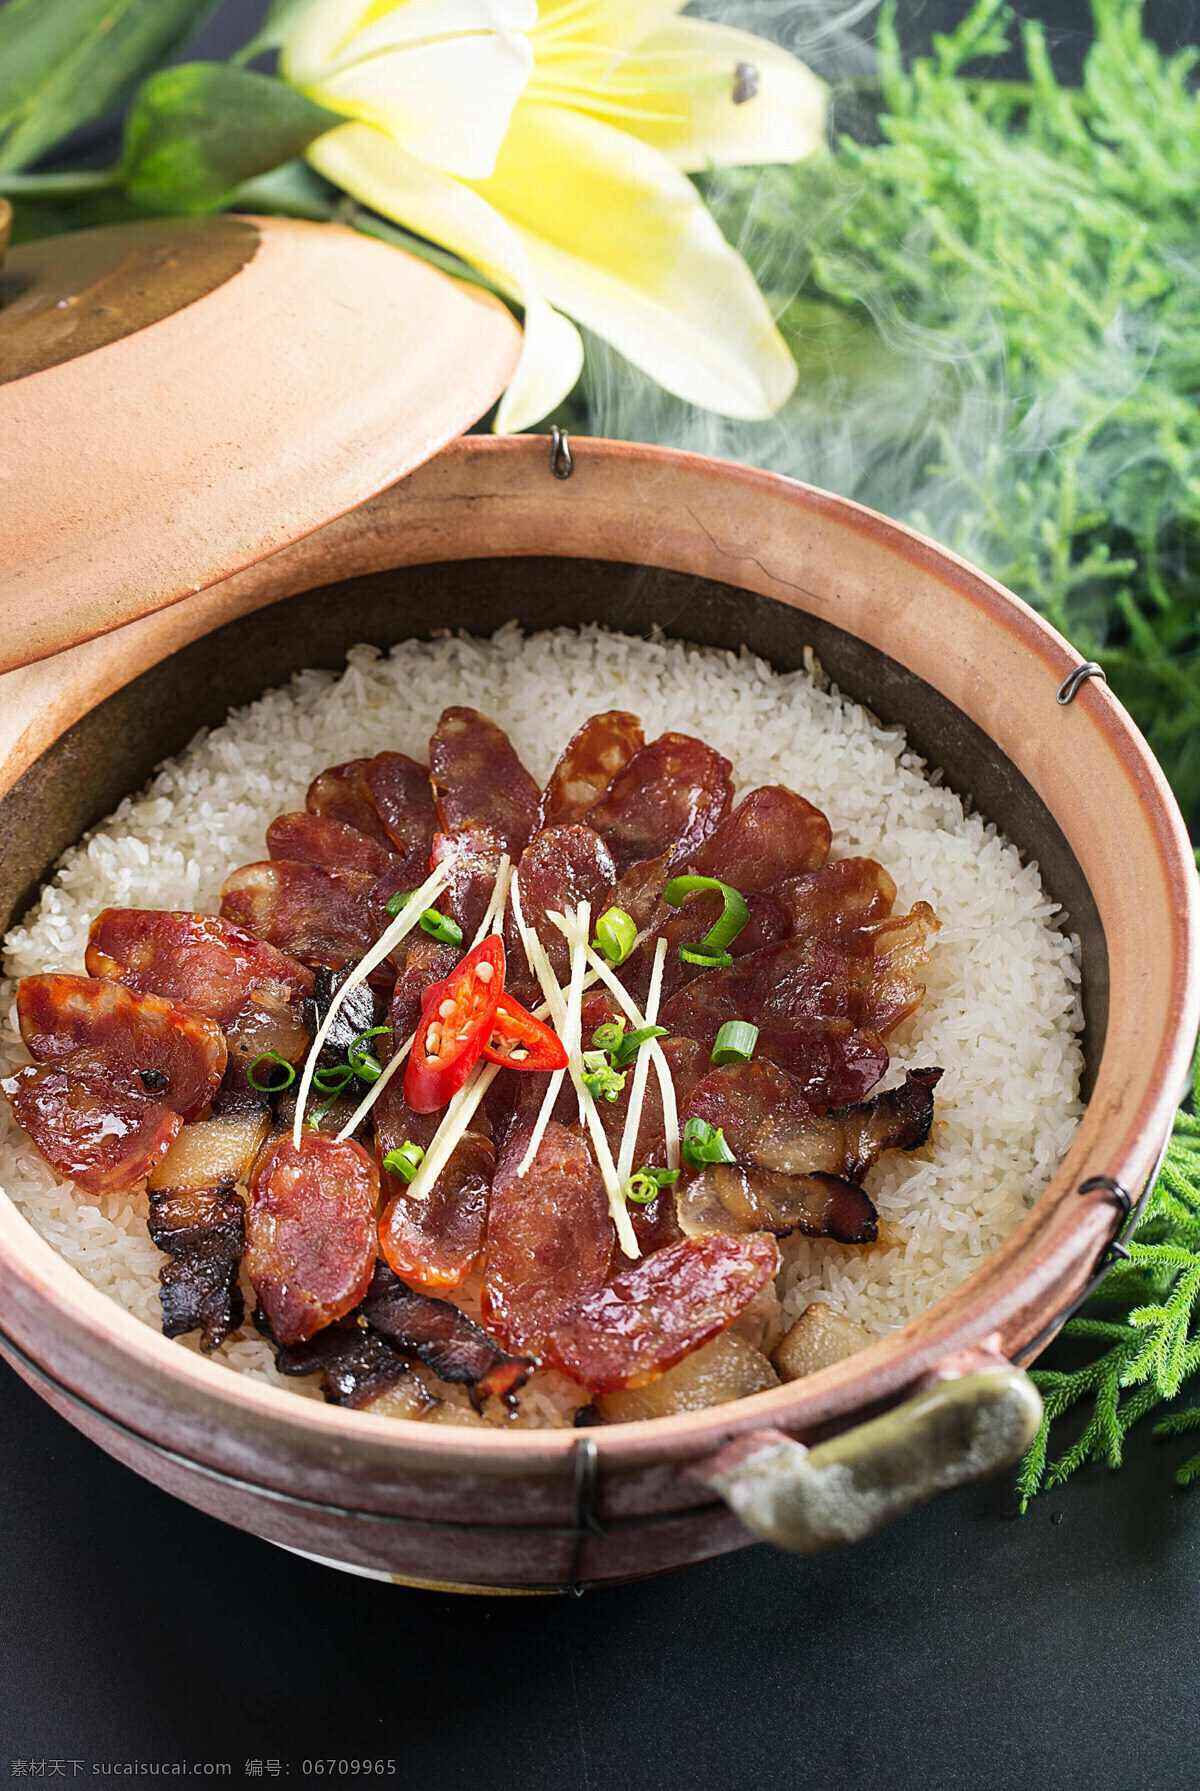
[592,906,637,967]
[312,1063,354,1094]
[711,1021,759,1066]
[680,1116,737,1170]
[348,1026,391,1084]
[624,1166,681,1204]
[664,874,749,966]
[385,889,464,944]
[419,909,463,946]
[581,1050,626,1104]
[610,1023,669,1069]
[382,1141,425,1184]
[679,942,734,968]
[591,1019,627,1054]
[247,1051,296,1092]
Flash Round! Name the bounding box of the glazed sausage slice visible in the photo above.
[306,758,394,847]
[682,786,832,890]
[267,812,397,876]
[387,935,463,1046]
[540,1233,780,1393]
[86,908,313,1027]
[2,1050,181,1195]
[362,1262,533,1409]
[362,751,438,876]
[540,711,645,828]
[621,887,789,1006]
[585,733,733,876]
[677,1165,878,1245]
[220,862,382,968]
[480,1122,615,1356]
[378,1132,494,1292]
[430,830,504,943]
[16,973,225,1120]
[772,858,897,941]
[246,1133,379,1345]
[430,707,540,855]
[506,825,616,981]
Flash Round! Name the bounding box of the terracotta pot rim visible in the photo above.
[1,435,1196,1483]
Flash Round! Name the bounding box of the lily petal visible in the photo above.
[469,101,797,418]
[308,122,584,431]
[574,18,828,171]
[531,0,687,58]
[283,0,535,83]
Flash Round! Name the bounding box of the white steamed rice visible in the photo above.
[0,625,1084,1424]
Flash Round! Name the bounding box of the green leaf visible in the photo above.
[122,63,341,215]
[0,0,214,174]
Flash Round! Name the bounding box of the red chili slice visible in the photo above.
[404,934,505,1114]
[482,993,568,1073]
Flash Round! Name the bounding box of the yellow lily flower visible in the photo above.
[280,0,827,431]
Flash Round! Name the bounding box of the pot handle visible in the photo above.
[700,1362,1042,1554]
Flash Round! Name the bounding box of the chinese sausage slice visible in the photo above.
[246,1133,379,1346]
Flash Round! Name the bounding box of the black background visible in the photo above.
[5,2,1200,1786]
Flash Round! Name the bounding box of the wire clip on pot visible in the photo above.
[1056,662,1107,705]
[566,1436,606,1596]
[1079,1173,1133,1262]
[550,426,574,480]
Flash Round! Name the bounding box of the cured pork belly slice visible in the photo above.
[682,786,832,890]
[267,812,396,875]
[585,733,732,877]
[503,824,616,981]
[145,1118,266,1355]
[596,1332,778,1423]
[540,1233,780,1394]
[247,1133,379,1346]
[677,1164,878,1245]
[16,973,225,1121]
[540,711,645,828]
[267,1316,426,1411]
[361,1262,534,1410]
[676,1066,942,1245]
[2,1049,181,1196]
[430,707,540,855]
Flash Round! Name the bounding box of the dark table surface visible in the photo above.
[6,0,1200,1784]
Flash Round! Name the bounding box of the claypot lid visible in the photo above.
[0,211,521,672]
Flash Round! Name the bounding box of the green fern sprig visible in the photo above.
[1018,1051,1200,1507]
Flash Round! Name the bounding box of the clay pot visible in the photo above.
[0,437,1195,1590]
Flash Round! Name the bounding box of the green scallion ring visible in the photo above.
[663,874,750,959]
[711,1021,759,1066]
[592,906,637,967]
[591,1020,627,1054]
[679,942,734,968]
[312,1063,354,1094]
[247,1051,296,1092]
[382,1141,425,1184]
[348,1027,391,1084]
[419,909,463,946]
[384,889,415,918]
[680,1116,737,1170]
[610,1022,669,1069]
[624,1172,661,1205]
